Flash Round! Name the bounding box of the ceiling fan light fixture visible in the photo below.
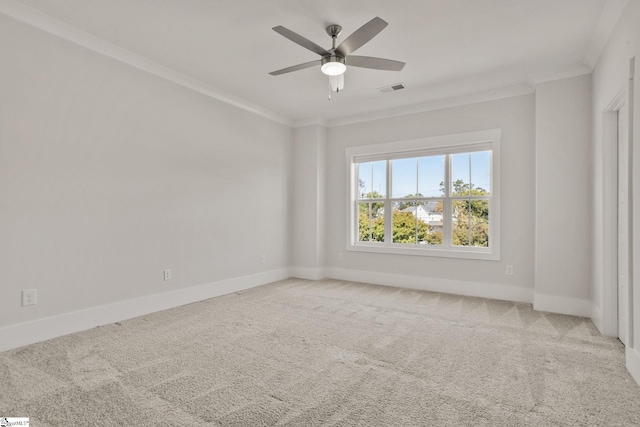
[321,56,346,76]
[329,74,344,92]
[269,17,405,95]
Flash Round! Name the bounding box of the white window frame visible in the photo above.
[346,129,501,261]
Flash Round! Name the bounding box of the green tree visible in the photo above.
[392,211,427,243]
[442,179,490,247]
[440,179,488,197]
[392,200,444,245]
[359,212,385,242]
[358,190,385,241]
[452,205,489,247]
[361,206,444,245]
[359,191,384,217]
[423,230,443,245]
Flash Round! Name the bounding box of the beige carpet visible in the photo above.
[1,278,639,426]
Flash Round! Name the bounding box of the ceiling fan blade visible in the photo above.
[335,17,388,57]
[269,59,321,76]
[347,56,405,71]
[272,26,330,57]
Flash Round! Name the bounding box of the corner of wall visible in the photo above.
[290,267,327,281]
[591,301,604,332]
[533,292,592,318]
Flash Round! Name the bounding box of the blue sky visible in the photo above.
[358,151,491,198]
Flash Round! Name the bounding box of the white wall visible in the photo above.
[291,125,327,279]
[590,0,640,382]
[324,95,536,302]
[0,16,292,337]
[534,75,592,316]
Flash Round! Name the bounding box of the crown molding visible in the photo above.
[325,84,534,128]
[0,0,293,127]
[583,0,628,69]
[3,0,620,131]
[292,117,328,128]
[526,63,592,87]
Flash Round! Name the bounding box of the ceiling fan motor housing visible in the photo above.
[269,17,405,80]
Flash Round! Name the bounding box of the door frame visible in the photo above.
[602,67,634,345]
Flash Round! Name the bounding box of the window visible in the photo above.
[346,129,500,260]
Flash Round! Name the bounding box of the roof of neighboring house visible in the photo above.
[400,202,442,214]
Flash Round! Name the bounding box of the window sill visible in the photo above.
[348,243,500,261]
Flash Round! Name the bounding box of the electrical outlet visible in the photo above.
[163,269,172,281]
[261,255,266,264]
[22,289,37,306]
[338,252,344,261]
[506,265,514,276]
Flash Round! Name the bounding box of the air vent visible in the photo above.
[378,83,406,93]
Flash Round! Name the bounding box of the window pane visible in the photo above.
[451,153,471,196]
[452,200,470,246]
[423,200,444,245]
[470,200,489,247]
[358,163,372,198]
[392,201,418,244]
[452,199,489,247]
[471,151,491,194]
[392,200,443,245]
[418,155,445,197]
[391,158,417,198]
[372,160,386,198]
[358,201,384,242]
[358,202,372,241]
[358,160,386,198]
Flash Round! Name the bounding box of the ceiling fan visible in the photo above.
[269,17,405,92]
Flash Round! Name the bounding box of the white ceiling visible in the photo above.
[6,0,624,126]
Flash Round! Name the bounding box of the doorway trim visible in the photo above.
[602,58,635,346]
[602,88,625,337]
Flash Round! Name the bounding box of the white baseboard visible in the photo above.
[626,346,640,386]
[533,292,592,317]
[290,266,327,281]
[0,268,290,352]
[325,267,533,303]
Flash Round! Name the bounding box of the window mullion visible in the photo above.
[468,152,472,246]
[371,164,376,241]
[443,153,452,249]
[385,159,392,245]
[355,163,360,243]
[415,158,419,244]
